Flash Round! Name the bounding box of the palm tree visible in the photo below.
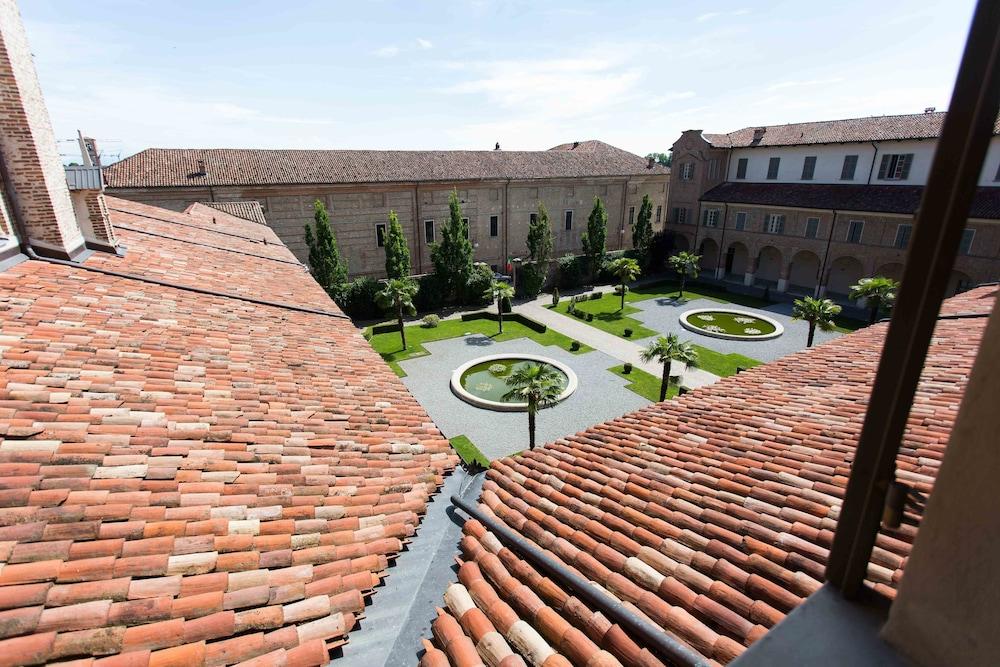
[486,281,515,333]
[792,296,842,347]
[849,276,899,325]
[503,363,563,450]
[640,334,699,401]
[608,257,641,311]
[667,251,701,299]
[375,278,419,350]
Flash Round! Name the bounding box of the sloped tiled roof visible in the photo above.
[102,144,668,189]
[421,286,996,666]
[702,112,1000,148]
[190,201,268,226]
[700,182,1000,219]
[0,196,457,665]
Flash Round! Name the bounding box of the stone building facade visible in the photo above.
[665,113,1000,299]
[104,142,669,278]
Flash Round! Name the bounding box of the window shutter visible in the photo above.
[779,215,785,234]
[900,154,913,180]
[877,155,890,180]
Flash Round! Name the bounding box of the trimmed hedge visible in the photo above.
[460,311,547,333]
[371,321,402,335]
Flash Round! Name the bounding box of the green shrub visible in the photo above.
[624,328,633,337]
[462,262,494,306]
[500,295,512,313]
[518,262,546,298]
[340,277,381,319]
[570,340,581,351]
[589,292,601,300]
[551,288,560,307]
[623,362,632,374]
[558,254,585,289]
[415,273,447,312]
[421,314,440,328]
[586,313,594,322]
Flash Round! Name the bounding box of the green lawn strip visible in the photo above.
[552,293,658,339]
[449,435,490,467]
[366,316,592,377]
[685,311,776,336]
[607,364,677,402]
[627,281,771,309]
[692,345,761,377]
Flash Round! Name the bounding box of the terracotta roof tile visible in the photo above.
[103,143,668,189]
[422,286,995,665]
[0,196,457,665]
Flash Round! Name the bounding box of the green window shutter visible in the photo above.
[877,155,890,180]
[900,154,913,179]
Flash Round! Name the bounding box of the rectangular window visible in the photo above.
[462,217,470,239]
[375,223,386,248]
[801,156,817,180]
[529,213,537,225]
[766,157,780,180]
[805,217,819,239]
[708,159,719,179]
[681,163,694,180]
[703,209,719,227]
[734,211,747,231]
[736,158,748,179]
[564,210,573,231]
[894,224,913,249]
[959,229,975,255]
[628,206,635,226]
[841,155,859,180]
[489,215,499,237]
[656,205,662,223]
[675,207,687,225]
[877,153,914,180]
[766,213,785,234]
[847,220,864,243]
[424,219,435,244]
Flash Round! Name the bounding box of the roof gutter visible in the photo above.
[449,493,709,667]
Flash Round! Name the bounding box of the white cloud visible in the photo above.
[696,12,721,22]
[765,77,846,92]
[417,38,433,49]
[374,45,400,58]
[648,91,697,107]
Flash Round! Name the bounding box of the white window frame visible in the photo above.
[676,207,687,224]
[564,210,573,231]
[681,163,694,181]
[375,222,387,248]
[734,211,748,231]
[703,209,720,228]
[766,213,785,234]
[879,153,914,181]
[894,224,913,249]
[424,219,435,245]
[805,217,820,239]
[847,219,864,244]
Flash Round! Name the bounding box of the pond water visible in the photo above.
[684,310,778,336]
[458,357,569,404]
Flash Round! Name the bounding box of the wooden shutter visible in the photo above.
[778,215,786,234]
[900,154,913,179]
[877,155,890,179]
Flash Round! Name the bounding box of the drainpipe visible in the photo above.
[619,178,628,250]
[414,185,423,273]
[503,178,511,268]
[450,494,709,667]
[715,203,729,278]
[817,209,838,297]
[866,141,879,184]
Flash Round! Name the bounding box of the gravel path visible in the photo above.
[398,335,649,460]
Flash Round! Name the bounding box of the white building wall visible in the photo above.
[728,136,1000,187]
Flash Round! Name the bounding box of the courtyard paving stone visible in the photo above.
[398,334,649,460]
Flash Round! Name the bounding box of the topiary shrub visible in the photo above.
[570,340,581,351]
[586,313,594,322]
[421,314,440,328]
[623,363,632,374]
[518,262,546,298]
[589,292,602,300]
[551,288,560,307]
[415,273,446,312]
[623,328,633,337]
[558,254,585,289]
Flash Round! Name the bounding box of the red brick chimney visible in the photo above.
[0,0,90,260]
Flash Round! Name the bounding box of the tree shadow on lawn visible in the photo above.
[595,311,628,321]
[652,296,690,307]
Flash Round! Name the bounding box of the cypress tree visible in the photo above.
[581,196,608,281]
[304,199,348,300]
[430,190,474,301]
[383,210,411,279]
[526,201,554,266]
[632,194,654,266]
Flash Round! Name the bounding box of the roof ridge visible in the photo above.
[712,111,948,136]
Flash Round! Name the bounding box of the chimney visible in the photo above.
[196,159,206,175]
[924,106,936,114]
[65,165,117,253]
[572,141,580,149]
[751,127,766,144]
[494,142,500,151]
[0,0,87,260]
[647,156,655,169]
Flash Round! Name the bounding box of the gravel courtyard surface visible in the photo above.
[630,297,843,362]
[399,335,649,460]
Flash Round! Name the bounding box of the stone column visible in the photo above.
[714,267,725,279]
[777,263,790,293]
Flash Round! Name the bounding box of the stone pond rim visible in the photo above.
[679,307,785,341]
[450,353,579,412]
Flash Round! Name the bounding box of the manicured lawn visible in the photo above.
[366,315,591,376]
[449,435,490,467]
[607,364,678,402]
[551,293,658,339]
[692,344,761,377]
[628,281,772,309]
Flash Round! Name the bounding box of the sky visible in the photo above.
[20,0,978,164]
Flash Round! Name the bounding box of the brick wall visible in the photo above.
[0,0,84,258]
